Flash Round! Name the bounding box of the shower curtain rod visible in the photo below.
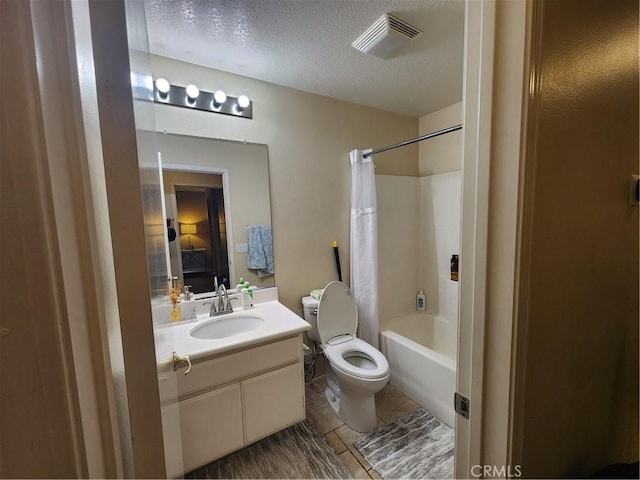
[363,124,463,158]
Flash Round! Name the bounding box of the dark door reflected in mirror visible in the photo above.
[167,178,231,293]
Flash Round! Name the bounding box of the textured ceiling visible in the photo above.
[144,0,465,118]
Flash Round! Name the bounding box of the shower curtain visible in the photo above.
[349,149,379,348]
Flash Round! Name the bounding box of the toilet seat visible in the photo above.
[317,281,389,380]
[324,336,389,380]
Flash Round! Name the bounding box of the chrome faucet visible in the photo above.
[215,284,234,316]
[203,280,234,317]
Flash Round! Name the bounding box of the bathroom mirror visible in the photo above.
[158,133,274,294]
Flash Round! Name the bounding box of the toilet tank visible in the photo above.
[301,296,321,343]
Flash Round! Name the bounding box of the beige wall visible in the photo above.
[519,0,639,476]
[151,56,418,311]
[419,102,463,176]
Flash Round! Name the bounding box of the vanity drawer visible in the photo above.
[178,336,301,398]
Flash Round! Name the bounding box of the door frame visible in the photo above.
[457,0,533,477]
[25,0,536,476]
[455,0,496,475]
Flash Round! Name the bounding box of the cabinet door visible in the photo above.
[242,363,305,444]
[180,383,243,473]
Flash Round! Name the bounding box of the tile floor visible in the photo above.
[305,378,421,480]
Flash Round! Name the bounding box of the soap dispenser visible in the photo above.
[181,285,196,321]
[416,290,426,311]
[241,280,254,310]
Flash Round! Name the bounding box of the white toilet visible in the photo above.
[302,281,390,432]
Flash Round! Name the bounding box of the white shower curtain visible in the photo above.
[349,149,379,348]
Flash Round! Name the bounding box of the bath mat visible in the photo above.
[354,408,454,479]
[185,419,353,479]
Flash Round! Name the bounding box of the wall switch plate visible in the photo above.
[629,175,639,206]
[236,243,248,253]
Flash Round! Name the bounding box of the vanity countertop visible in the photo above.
[154,299,310,363]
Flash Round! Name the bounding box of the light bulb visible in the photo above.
[185,84,199,101]
[237,95,250,109]
[155,78,170,95]
[213,90,227,106]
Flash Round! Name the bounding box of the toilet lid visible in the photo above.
[317,281,358,344]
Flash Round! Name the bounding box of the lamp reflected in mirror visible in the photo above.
[180,223,197,249]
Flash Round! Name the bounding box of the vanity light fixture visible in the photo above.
[213,90,227,107]
[152,79,253,119]
[185,84,200,104]
[237,95,250,110]
[155,78,170,96]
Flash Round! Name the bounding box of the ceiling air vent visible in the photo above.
[352,13,422,60]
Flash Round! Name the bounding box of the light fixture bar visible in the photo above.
[153,83,253,119]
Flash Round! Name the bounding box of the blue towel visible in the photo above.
[246,225,274,277]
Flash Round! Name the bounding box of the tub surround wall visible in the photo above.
[150,55,419,313]
[376,175,420,320]
[375,172,462,324]
[419,171,461,326]
[376,103,463,326]
[418,103,463,326]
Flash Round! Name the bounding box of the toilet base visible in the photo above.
[325,367,379,433]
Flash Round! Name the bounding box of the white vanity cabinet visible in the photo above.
[176,334,305,473]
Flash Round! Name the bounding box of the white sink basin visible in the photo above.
[190,315,264,340]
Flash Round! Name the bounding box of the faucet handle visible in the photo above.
[203,301,217,316]
[224,296,234,313]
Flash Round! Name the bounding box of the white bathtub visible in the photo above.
[380,313,457,427]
